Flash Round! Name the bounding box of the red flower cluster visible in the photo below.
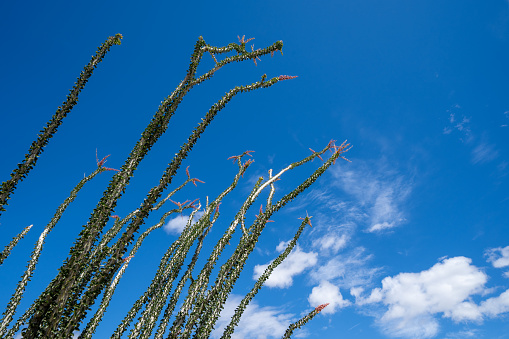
[278,75,298,81]
[315,303,330,313]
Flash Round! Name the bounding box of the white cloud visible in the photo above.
[485,245,509,268]
[444,329,479,339]
[308,281,350,314]
[310,247,378,290]
[442,127,452,135]
[379,314,439,339]
[253,245,317,288]
[164,211,204,234]
[444,109,502,168]
[471,142,498,164]
[275,240,290,253]
[479,289,509,317]
[212,295,293,339]
[354,255,509,338]
[329,162,411,232]
[313,234,348,253]
[444,108,473,143]
[455,116,470,133]
[356,257,488,338]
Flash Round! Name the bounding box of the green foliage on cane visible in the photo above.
[0,164,111,337]
[0,34,351,338]
[282,303,330,339]
[220,216,311,339]
[0,34,123,215]
[0,224,32,266]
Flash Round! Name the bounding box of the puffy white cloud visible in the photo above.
[253,245,317,288]
[354,256,509,338]
[212,295,293,339]
[308,281,350,314]
[356,257,489,338]
[163,211,204,234]
[275,240,290,253]
[480,289,509,317]
[485,245,509,268]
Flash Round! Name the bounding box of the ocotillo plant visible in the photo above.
[0,34,351,338]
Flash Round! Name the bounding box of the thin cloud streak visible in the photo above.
[329,161,411,232]
[471,142,498,164]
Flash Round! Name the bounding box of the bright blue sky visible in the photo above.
[1,1,509,338]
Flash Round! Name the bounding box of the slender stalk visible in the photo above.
[2,35,347,339]
[24,36,207,338]
[0,224,32,266]
[0,166,106,336]
[220,217,310,339]
[55,49,284,339]
[282,303,329,339]
[189,144,346,338]
[79,208,186,339]
[0,34,122,216]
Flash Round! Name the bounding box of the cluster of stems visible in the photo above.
[0,34,350,338]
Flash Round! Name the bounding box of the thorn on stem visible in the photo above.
[255,204,274,223]
[251,44,262,66]
[309,148,323,161]
[102,167,120,172]
[192,178,205,186]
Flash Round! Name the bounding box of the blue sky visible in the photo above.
[1,0,509,338]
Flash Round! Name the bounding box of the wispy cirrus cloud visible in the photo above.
[312,233,348,254]
[443,329,480,339]
[328,161,411,232]
[443,108,473,143]
[309,246,378,290]
[471,142,498,164]
[443,107,501,166]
